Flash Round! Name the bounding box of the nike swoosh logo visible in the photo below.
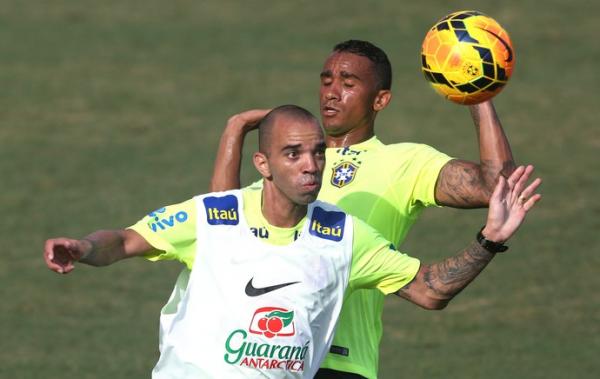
[245,278,300,297]
[481,28,513,63]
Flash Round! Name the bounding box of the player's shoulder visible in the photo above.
[307,200,353,240]
[310,199,346,215]
[379,141,440,155]
[375,141,449,164]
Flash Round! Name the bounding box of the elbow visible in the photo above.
[420,297,450,311]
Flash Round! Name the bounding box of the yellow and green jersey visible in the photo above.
[318,136,452,378]
[129,186,420,298]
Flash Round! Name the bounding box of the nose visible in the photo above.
[302,154,320,175]
[322,80,340,101]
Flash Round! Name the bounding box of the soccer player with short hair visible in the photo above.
[44,105,539,378]
[211,40,517,378]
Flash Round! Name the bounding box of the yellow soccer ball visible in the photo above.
[421,10,515,105]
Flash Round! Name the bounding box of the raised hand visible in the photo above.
[226,109,272,133]
[481,165,542,243]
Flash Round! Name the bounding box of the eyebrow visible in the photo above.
[319,70,361,81]
[281,142,326,152]
[281,143,302,152]
[340,70,360,81]
[320,70,332,78]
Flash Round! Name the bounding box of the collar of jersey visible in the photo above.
[241,188,307,246]
[327,135,383,152]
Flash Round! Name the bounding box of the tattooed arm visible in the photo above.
[398,165,542,309]
[396,242,495,309]
[435,100,516,208]
[44,229,153,274]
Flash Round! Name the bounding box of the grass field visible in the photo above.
[1,0,598,378]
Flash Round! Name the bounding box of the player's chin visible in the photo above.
[297,185,321,204]
[321,120,347,137]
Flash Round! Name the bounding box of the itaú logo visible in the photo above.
[203,194,239,225]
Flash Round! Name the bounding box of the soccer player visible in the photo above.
[211,40,517,378]
[44,105,540,379]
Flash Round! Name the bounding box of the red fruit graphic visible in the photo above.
[257,317,268,331]
[267,317,283,333]
[264,331,275,338]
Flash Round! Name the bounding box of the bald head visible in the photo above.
[258,105,321,154]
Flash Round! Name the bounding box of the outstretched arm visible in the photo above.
[435,100,516,208]
[210,109,271,192]
[44,229,153,274]
[398,165,541,309]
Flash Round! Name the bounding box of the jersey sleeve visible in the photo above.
[390,143,453,208]
[127,198,197,269]
[349,217,421,294]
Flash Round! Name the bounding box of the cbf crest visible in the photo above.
[331,162,358,188]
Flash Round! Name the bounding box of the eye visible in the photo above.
[343,81,355,88]
[287,151,299,159]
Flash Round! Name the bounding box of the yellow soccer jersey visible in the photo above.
[318,136,452,378]
[129,187,419,296]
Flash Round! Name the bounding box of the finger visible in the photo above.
[512,165,533,203]
[490,175,507,205]
[44,239,64,273]
[44,238,76,274]
[244,109,272,124]
[523,193,542,211]
[519,177,543,201]
[506,166,526,191]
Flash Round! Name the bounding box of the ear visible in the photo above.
[253,152,272,179]
[373,89,392,112]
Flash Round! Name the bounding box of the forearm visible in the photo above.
[79,230,131,266]
[470,101,516,183]
[423,241,495,306]
[209,123,246,192]
[398,241,496,309]
[436,102,517,207]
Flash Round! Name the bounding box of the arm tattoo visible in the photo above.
[79,231,126,266]
[437,160,489,207]
[424,241,495,300]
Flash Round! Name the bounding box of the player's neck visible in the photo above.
[325,123,375,148]
[260,185,307,228]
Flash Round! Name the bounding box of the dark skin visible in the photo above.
[319,51,516,208]
[43,109,542,311]
[253,113,327,227]
[210,52,516,208]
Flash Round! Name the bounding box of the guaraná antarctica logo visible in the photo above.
[223,306,309,372]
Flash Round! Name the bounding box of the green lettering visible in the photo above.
[257,343,270,357]
[245,341,257,356]
[291,345,302,360]
[269,344,281,358]
[300,341,310,359]
[278,345,291,359]
[224,329,246,364]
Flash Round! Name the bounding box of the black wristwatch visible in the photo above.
[476,227,508,253]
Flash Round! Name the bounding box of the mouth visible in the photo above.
[321,105,339,117]
[301,179,321,192]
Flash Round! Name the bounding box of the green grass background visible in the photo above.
[1,0,598,377]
